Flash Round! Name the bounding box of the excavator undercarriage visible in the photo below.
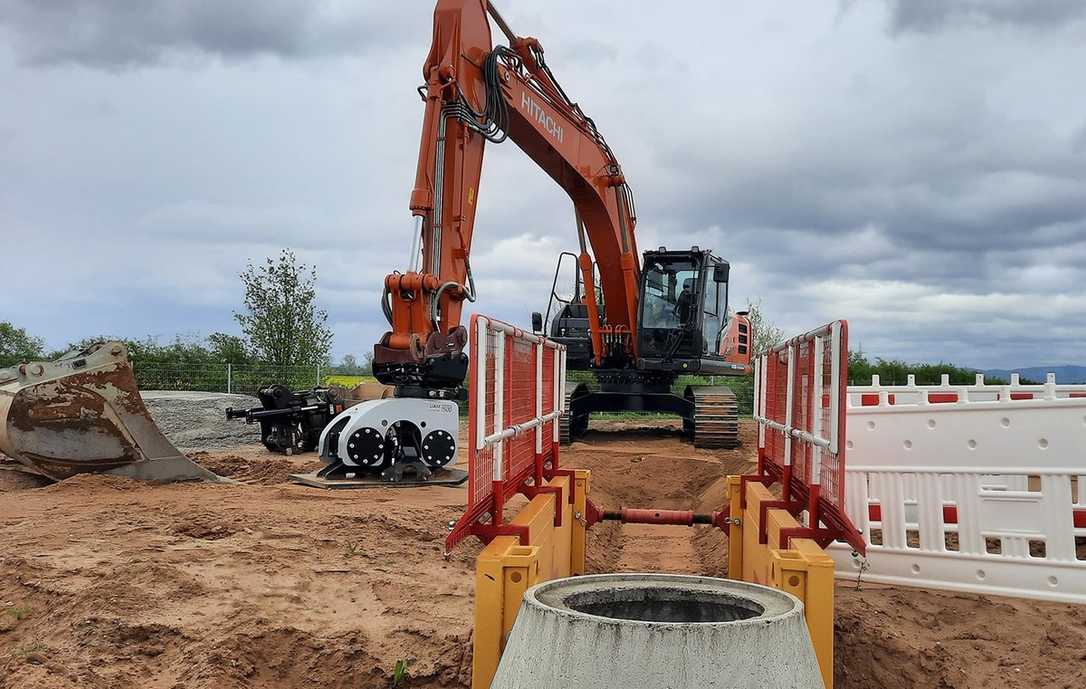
[544,247,749,449]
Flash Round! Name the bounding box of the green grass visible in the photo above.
[323,374,378,388]
[391,659,410,687]
[3,605,31,621]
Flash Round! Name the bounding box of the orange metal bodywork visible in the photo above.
[719,312,752,372]
[377,0,639,371]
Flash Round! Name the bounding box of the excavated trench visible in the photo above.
[563,420,756,578]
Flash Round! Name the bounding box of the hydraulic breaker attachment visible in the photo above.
[0,342,222,483]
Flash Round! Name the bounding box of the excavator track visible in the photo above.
[558,382,589,445]
[687,385,740,449]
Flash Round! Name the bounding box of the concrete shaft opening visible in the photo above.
[563,585,764,623]
[493,573,824,689]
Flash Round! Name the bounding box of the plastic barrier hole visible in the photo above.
[944,532,959,552]
[1048,576,1058,587]
[788,575,800,588]
[870,529,883,546]
[910,564,920,574]
[1038,438,1049,449]
[1076,537,1086,561]
[846,440,854,449]
[1000,417,1010,428]
[906,529,920,549]
[1029,540,1047,559]
[927,419,936,430]
[866,421,876,431]
[985,537,1002,555]
[510,571,523,583]
[903,439,913,450]
[967,439,977,450]
[976,569,986,581]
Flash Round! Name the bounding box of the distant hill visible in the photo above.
[980,366,1086,384]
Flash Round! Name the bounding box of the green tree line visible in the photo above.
[0,325,256,369]
[847,351,1029,386]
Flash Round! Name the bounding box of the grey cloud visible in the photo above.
[1073,122,1086,155]
[0,0,407,68]
[881,0,1086,34]
[3,0,1085,369]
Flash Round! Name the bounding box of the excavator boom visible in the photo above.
[317,0,752,482]
[374,0,640,391]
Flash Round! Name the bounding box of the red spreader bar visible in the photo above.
[588,505,731,531]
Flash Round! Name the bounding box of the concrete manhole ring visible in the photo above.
[492,573,824,689]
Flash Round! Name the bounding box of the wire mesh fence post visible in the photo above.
[227,363,233,394]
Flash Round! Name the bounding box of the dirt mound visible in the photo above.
[2,417,1084,689]
[40,473,141,492]
[0,474,478,689]
[834,584,1086,688]
[190,449,322,485]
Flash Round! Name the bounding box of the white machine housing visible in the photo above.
[318,397,459,473]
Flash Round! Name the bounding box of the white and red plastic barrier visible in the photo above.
[831,373,1086,603]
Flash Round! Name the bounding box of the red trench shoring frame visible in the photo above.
[445,314,569,554]
[747,320,866,554]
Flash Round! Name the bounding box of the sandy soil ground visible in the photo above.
[2,420,1084,688]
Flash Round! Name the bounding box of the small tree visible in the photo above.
[745,298,784,355]
[339,353,359,374]
[234,249,333,367]
[207,332,252,364]
[0,322,45,366]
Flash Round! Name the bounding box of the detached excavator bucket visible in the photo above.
[0,342,222,483]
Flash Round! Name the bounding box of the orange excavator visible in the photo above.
[315,0,752,482]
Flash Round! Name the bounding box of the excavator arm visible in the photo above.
[374,0,640,392]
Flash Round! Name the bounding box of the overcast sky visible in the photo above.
[2,0,1084,368]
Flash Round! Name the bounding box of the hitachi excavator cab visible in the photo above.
[636,247,748,374]
[540,247,749,374]
[536,247,751,448]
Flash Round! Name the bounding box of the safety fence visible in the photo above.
[849,372,1086,406]
[830,374,1086,604]
[750,320,865,554]
[130,361,365,396]
[453,314,854,688]
[445,314,567,553]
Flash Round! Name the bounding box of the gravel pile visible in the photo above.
[142,390,262,451]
